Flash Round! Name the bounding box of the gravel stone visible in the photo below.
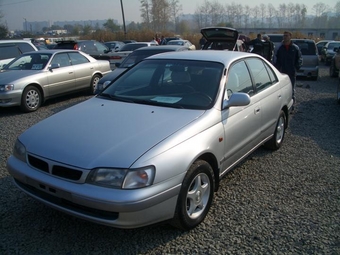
[1,66,339,254]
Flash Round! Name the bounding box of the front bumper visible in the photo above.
[0,90,22,107]
[7,155,183,229]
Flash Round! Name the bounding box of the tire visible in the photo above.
[264,110,286,150]
[171,160,215,230]
[330,62,338,78]
[20,86,42,112]
[90,74,101,95]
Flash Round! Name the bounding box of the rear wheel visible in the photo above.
[20,86,42,112]
[171,160,215,230]
[90,74,101,94]
[264,110,286,150]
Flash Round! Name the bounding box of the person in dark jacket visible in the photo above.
[247,33,264,56]
[275,31,303,109]
[262,34,275,62]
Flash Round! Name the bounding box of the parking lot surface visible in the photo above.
[1,65,339,254]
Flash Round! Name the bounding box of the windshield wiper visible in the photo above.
[99,93,135,103]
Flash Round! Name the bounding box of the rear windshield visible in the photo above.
[120,44,148,51]
[267,35,283,43]
[293,41,316,55]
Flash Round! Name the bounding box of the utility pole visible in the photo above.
[23,18,27,32]
[120,0,127,38]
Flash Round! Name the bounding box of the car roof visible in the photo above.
[134,45,189,52]
[292,39,316,42]
[146,50,251,65]
[22,49,81,54]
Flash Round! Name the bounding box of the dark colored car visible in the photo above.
[200,27,239,51]
[320,41,340,65]
[104,41,125,52]
[53,40,116,69]
[291,39,319,80]
[95,45,189,93]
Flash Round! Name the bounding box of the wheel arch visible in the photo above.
[196,152,220,192]
[23,83,45,102]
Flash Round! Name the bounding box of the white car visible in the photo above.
[7,50,293,230]
[167,39,196,50]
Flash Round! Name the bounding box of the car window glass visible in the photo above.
[293,41,316,55]
[226,61,253,98]
[5,55,31,70]
[246,58,273,93]
[18,43,35,53]
[69,52,89,65]
[265,63,278,84]
[51,53,71,67]
[0,45,21,60]
[95,41,108,52]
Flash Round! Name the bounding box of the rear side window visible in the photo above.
[293,41,316,55]
[17,42,36,53]
[0,45,21,60]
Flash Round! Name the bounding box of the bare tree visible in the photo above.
[243,5,251,28]
[259,3,266,28]
[140,0,151,29]
[251,6,260,28]
[168,0,182,32]
[312,2,330,28]
[267,4,276,28]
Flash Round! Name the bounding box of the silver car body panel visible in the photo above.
[7,50,293,228]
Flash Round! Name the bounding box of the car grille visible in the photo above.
[14,179,119,221]
[28,154,83,181]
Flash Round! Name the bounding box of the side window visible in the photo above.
[246,58,273,93]
[226,61,253,98]
[95,42,108,52]
[50,53,71,67]
[0,45,21,60]
[69,52,90,65]
[17,43,36,53]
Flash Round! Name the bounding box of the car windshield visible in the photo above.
[120,50,174,68]
[99,59,223,110]
[4,53,52,70]
[168,41,184,46]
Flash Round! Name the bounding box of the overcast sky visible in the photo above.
[0,0,337,31]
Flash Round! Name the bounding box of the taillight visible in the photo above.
[110,56,122,60]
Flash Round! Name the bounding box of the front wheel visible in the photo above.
[171,160,215,231]
[90,74,101,94]
[20,86,42,112]
[264,110,287,150]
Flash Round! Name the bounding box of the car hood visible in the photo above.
[0,69,42,82]
[20,97,205,169]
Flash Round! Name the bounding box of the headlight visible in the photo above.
[13,139,27,162]
[87,166,155,189]
[0,84,14,92]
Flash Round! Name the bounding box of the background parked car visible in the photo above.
[200,27,247,52]
[0,40,38,69]
[320,41,340,65]
[0,50,111,112]
[104,41,125,52]
[166,39,196,50]
[291,39,319,80]
[96,45,189,93]
[53,40,117,69]
[109,42,159,67]
[316,40,334,58]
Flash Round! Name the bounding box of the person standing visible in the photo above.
[262,34,274,62]
[275,31,303,109]
[248,33,264,56]
[199,36,206,49]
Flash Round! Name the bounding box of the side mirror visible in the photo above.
[49,63,60,70]
[222,92,251,109]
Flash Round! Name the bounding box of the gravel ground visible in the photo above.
[0,65,339,255]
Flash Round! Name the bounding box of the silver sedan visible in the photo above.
[7,51,293,230]
[0,50,111,112]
